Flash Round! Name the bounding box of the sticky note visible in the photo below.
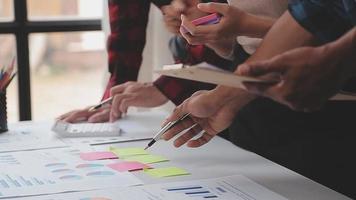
[144,167,190,178]
[107,161,151,172]
[124,155,169,164]
[109,147,148,157]
[80,151,118,161]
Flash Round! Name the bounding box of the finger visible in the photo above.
[171,0,187,12]
[110,82,132,96]
[238,57,287,77]
[109,110,122,123]
[163,100,188,126]
[162,117,195,141]
[88,108,111,123]
[57,110,76,120]
[119,96,141,114]
[180,14,197,35]
[173,124,202,148]
[242,82,276,97]
[110,94,132,122]
[187,131,214,148]
[111,94,133,117]
[63,109,93,123]
[180,14,217,37]
[197,3,229,15]
[162,5,181,18]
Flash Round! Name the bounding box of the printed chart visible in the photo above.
[0,147,142,198]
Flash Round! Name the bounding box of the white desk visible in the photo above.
[7,121,351,200]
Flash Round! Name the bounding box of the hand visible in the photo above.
[162,90,250,148]
[57,105,111,123]
[180,3,248,45]
[161,4,182,34]
[237,45,354,111]
[110,82,168,122]
[161,0,205,34]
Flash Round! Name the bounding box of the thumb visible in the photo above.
[237,58,286,77]
[197,3,229,15]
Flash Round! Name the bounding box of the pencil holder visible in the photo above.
[0,91,8,133]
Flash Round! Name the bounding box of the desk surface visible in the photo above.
[8,121,351,200]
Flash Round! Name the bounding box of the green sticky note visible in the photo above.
[109,147,148,157]
[144,167,190,178]
[124,155,169,164]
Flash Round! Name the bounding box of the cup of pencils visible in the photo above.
[0,58,17,133]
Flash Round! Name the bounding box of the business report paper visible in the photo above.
[0,147,142,198]
[19,175,288,200]
[0,122,68,153]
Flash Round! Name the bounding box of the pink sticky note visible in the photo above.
[80,151,118,161]
[107,161,151,172]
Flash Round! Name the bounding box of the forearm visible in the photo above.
[210,11,316,104]
[328,28,356,76]
[206,38,236,60]
[239,13,276,38]
[316,27,356,80]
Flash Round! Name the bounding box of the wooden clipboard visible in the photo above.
[155,63,356,101]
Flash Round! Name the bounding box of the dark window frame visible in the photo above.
[0,0,102,121]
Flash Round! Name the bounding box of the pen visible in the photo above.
[144,113,191,150]
[89,96,113,112]
[0,72,17,91]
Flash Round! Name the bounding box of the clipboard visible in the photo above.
[155,63,356,101]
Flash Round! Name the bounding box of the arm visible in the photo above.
[209,11,316,104]
[162,11,316,148]
[236,27,356,111]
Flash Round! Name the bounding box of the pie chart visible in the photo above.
[76,164,104,169]
[86,171,115,177]
[59,175,83,180]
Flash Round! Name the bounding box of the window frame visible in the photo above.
[0,0,102,120]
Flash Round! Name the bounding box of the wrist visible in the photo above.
[326,28,356,77]
[209,86,256,107]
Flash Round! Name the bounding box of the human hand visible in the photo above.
[237,45,354,111]
[57,105,111,123]
[161,0,205,34]
[110,82,168,122]
[180,3,248,45]
[162,90,249,148]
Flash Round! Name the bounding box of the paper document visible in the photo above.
[19,175,288,200]
[0,122,68,153]
[157,63,356,101]
[0,147,142,198]
[19,187,200,200]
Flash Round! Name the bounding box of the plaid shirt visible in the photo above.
[103,0,232,105]
[288,0,356,43]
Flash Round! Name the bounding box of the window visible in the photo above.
[0,0,13,21]
[0,0,104,121]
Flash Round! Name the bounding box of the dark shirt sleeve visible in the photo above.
[288,0,354,43]
[153,36,234,105]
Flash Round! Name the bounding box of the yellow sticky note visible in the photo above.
[144,167,190,178]
[124,155,169,164]
[109,147,148,157]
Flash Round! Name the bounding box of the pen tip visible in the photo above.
[144,146,149,150]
